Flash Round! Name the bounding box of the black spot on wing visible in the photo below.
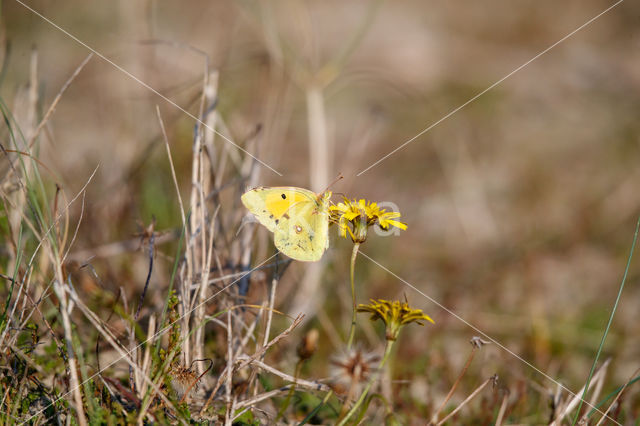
[281,193,287,199]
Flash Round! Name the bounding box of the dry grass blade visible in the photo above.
[200,313,305,416]
[64,288,176,412]
[592,367,640,426]
[157,105,187,231]
[26,53,93,149]
[261,274,278,351]
[494,392,509,426]
[6,165,98,424]
[550,358,612,425]
[51,279,86,426]
[225,308,234,420]
[435,375,498,426]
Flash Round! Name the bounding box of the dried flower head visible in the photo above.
[358,299,434,341]
[330,198,407,243]
[297,328,319,361]
[330,347,380,395]
[169,365,200,400]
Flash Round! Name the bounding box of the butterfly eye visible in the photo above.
[281,193,287,199]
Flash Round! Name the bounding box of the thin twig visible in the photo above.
[179,359,213,403]
[200,313,305,415]
[431,342,480,423]
[235,386,307,409]
[236,314,305,371]
[235,356,330,392]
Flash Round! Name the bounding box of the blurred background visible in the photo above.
[3,0,640,416]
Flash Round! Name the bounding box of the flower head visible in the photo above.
[330,198,407,243]
[329,347,380,395]
[358,299,434,341]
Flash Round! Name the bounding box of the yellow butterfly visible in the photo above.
[241,187,332,262]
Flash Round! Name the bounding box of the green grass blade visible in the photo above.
[572,216,640,424]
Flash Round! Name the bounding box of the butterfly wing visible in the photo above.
[273,194,329,262]
[241,187,316,232]
[241,187,330,262]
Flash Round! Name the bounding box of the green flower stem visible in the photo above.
[298,389,334,425]
[275,360,303,421]
[346,242,360,350]
[337,339,395,426]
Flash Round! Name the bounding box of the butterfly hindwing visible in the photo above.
[274,196,329,262]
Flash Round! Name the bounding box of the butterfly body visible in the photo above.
[241,187,331,262]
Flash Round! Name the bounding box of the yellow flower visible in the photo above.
[330,198,407,243]
[357,299,434,341]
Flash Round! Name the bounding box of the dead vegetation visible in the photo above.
[1,1,640,424]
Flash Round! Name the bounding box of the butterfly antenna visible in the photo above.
[322,173,344,194]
